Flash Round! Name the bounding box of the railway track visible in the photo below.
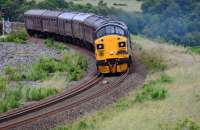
[0,69,129,130]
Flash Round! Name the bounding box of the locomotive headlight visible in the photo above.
[97,44,104,49]
[118,42,126,47]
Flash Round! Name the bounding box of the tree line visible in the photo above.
[0,0,199,46]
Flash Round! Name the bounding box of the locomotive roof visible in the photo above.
[84,15,111,29]
[24,9,47,16]
[58,12,79,20]
[42,10,63,18]
[73,13,94,22]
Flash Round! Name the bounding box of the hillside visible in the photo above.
[32,0,142,12]
[55,36,200,130]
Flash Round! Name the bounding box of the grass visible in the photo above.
[0,85,59,113]
[54,35,200,130]
[135,74,170,102]
[34,0,142,12]
[45,38,68,52]
[0,76,7,91]
[3,53,87,81]
[0,31,28,44]
[0,43,88,113]
[188,46,200,55]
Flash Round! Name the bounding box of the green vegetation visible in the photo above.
[45,38,67,52]
[1,0,200,46]
[0,85,58,113]
[0,76,7,91]
[0,43,87,113]
[139,51,167,72]
[0,31,28,43]
[135,73,171,102]
[160,118,200,130]
[188,46,200,55]
[4,54,87,81]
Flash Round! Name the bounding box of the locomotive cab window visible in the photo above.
[96,25,126,38]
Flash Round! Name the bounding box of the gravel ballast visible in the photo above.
[0,42,61,72]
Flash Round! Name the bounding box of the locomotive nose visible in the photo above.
[109,51,115,55]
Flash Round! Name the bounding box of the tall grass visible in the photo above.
[0,31,28,44]
[45,38,67,51]
[135,73,172,102]
[0,85,58,113]
[4,54,87,81]
[0,76,8,91]
[188,46,200,55]
[160,118,200,130]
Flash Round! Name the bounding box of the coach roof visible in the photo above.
[72,13,94,22]
[24,9,47,16]
[58,12,79,20]
[42,10,63,18]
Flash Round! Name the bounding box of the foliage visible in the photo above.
[1,0,200,46]
[139,51,167,72]
[188,46,200,55]
[44,38,67,51]
[3,55,87,81]
[0,76,7,91]
[26,87,58,101]
[160,118,200,130]
[135,73,172,102]
[0,85,58,113]
[0,31,28,44]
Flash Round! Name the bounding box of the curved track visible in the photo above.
[0,69,129,130]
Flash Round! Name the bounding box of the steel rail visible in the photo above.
[0,70,129,130]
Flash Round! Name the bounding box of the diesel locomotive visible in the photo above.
[24,9,133,74]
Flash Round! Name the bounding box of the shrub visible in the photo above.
[139,52,167,72]
[0,76,8,91]
[160,73,173,83]
[160,118,200,130]
[4,66,22,81]
[45,38,67,51]
[135,82,168,102]
[135,73,172,102]
[188,46,200,55]
[0,31,28,44]
[27,87,58,101]
[0,85,59,113]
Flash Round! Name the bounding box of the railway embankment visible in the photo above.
[0,33,93,114]
[55,35,200,130]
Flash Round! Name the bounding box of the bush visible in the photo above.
[160,73,173,83]
[0,85,59,113]
[0,76,8,91]
[139,52,167,72]
[160,118,200,130]
[0,31,28,44]
[27,87,58,101]
[45,38,67,51]
[135,82,168,102]
[188,46,200,55]
[135,73,172,102]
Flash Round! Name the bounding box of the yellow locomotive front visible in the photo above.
[95,24,132,74]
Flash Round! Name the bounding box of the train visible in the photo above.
[24,9,133,74]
